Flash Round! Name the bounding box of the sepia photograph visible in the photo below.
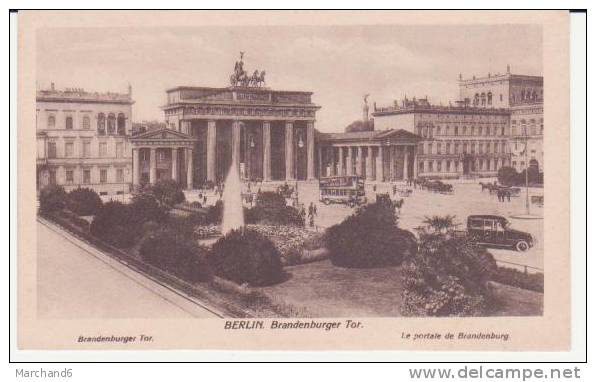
[15,10,574,353]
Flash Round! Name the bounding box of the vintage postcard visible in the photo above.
[16,10,571,353]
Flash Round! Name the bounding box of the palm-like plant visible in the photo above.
[422,215,458,234]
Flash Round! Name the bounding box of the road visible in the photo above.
[37,220,220,319]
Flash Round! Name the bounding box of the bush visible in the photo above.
[497,166,518,186]
[255,191,286,209]
[401,217,497,316]
[205,200,223,224]
[149,179,186,207]
[90,201,141,248]
[39,184,68,214]
[324,200,417,268]
[128,193,168,225]
[67,187,102,216]
[140,229,212,283]
[492,267,544,292]
[209,229,284,286]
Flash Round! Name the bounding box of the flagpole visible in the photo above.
[524,128,530,215]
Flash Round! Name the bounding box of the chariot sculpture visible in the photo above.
[230,52,266,88]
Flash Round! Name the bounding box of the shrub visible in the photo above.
[149,179,186,207]
[39,184,68,214]
[492,267,544,292]
[209,229,284,286]
[255,191,286,209]
[67,187,102,216]
[90,201,139,248]
[325,200,417,268]
[497,166,518,186]
[205,200,223,224]
[401,217,497,317]
[140,228,212,283]
[128,193,168,225]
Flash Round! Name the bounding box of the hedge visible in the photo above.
[67,187,102,216]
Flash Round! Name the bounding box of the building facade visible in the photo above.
[129,56,321,189]
[36,84,135,195]
[372,97,511,179]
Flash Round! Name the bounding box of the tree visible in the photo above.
[67,187,102,216]
[402,216,497,316]
[39,184,68,214]
[497,166,518,186]
[149,179,186,207]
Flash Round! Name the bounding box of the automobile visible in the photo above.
[319,176,366,207]
[466,215,534,252]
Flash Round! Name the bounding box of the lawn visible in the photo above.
[258,259,543,318]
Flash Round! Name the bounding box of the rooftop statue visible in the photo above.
[230,52,266,88]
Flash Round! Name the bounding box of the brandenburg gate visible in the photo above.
[130,55,320,189]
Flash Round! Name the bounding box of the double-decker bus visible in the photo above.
[319,175,366,207]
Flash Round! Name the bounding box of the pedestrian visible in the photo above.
[308,202,314,218]
[309,214,315,228]
[313,203,317,216]
[373,184,377,193]
[392,184,397,196]
[203,195,207,205]
[506,190,511,202]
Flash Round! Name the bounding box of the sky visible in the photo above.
[37,25,542,133]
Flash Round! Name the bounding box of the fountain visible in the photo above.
[221,163,245,235]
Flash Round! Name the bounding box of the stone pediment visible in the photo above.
[130,128,195,142]
[374,129,422,142]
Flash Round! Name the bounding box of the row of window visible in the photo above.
[45,113,127,136]
[47,167,126,186]
[418,140,508,155]
[419,158,504,173]
[417,124,507,138]
[46,141,126,159]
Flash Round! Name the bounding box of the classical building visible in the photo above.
[458,67,544,172]
[36,83,134,195]
[129,55,321,189]
[372,97,511,178]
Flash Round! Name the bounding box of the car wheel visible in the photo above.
[515,240,529,252]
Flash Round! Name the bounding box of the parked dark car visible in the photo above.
[466,215,534,252]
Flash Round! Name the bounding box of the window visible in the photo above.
[100,169,108,183]
[83,169,91,184]
[437,143,442,155]
[471,143,476,154]
[97,113,106,135]
[107,114,116,134]
[47,115,55,129]
[463,126,467,135]
[463,143,468,154]
[83,141,91,158]
[82,115,90,129]
[446,160,451,172]
[64,142,74,158]
[49,169,56,185]
[115,142,124,158]
[65,116,73,130]
[446,142,451,154]
[99,142,108,157]
[427,143,433,154]
[454,126,459,136]
[487,92,492,106]
[47,142,57,158]
[454,143,459,153]
[429,161,434,172]
[116,168,124,183]
[65,169,74,184]
[117,113,126,135]
[512,161,517,168]
[437,127,441,136]
[500,94,503,102]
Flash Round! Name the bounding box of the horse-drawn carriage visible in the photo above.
[398,188,413,197]
[418,179,454,194]
[479,182,521,197]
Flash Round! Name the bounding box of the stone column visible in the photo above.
[346,147,353,176]
[186,148,193,190]
[285,121,294,180]
[206,120,217,182]
[171,147,178,182]
[180,120,192,135]
[413,150,418,179]
[357,146,363,176]
[366,146,374,181]
[338,146,344,176]
[389,146,395,181]
[376,146,384,181]
[149,147,156,184]
[232,121,241,172]
[262,121,271,181]
[403,147,409,180]
[307,121,315,180]
[132,148,140,186]
[317,146,323,179]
